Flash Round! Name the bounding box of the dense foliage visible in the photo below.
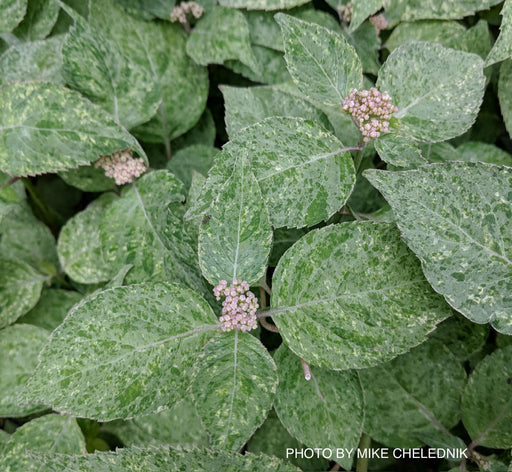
[1,0,512,471]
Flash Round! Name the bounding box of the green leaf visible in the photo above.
[0,324,48,417]
[113,0,175,20]
[275,13,362,107]
[0,0,27,33]
[374,132,426,167]
[166,144,217,190]
[172,108,216,152]
[457,141,512,166]
[221,84,331,137]
[13,0,59,41]
[246,410,329,471]
[486,0,512,66]
[187,7,258,73]
[274,346,363,471]
[21,282,219,420]
[397,0,502,21]
[342,20,381,76]
[359,339,467,448]
[59,164,116,192]
[0,81,147,176]
[192,331,278,450]
[365,163,512,334]
[0,257,45,329]
[62,18,161,130]
[32,446,301,472]
[86,0,208,144]
[349,0,383,33]
[244,9,283,51]
[462,346,512,448]
[102,398,209,448]
[0,35,64,84]
[499,60,512,140]
[199,157,272,285]
[58,193,118,284]
[0,415,85,472]
[377,41,485,142]
[18,288,82,331]
[209,117,355,228]
[99,170,205,292]
[0,203,58,270]
[219,0,310,10]
[270,222,450,370]
[430,314,489,362]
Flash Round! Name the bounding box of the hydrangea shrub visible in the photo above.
[1,0,512,471]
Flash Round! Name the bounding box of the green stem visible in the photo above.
[356,434,371,472]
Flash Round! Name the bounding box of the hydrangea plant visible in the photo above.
[0,0,512,471]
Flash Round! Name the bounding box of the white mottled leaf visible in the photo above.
[20,282,219,420]
[274,346,363,471]
[374,132,426,167]
[0,81,147,176]
[276,14,362,107]
[0,0,27,33]
[349,0,383,33]
[377,41,485,142]
[219,0,310,10]
[462,346,512,448]
[365,163,512,334]
[270,222,450,370]
[486,0,512,66]
[192,332,278,450]
[499,60,512,140]
[13,0,59,41]
[199,157,272,285]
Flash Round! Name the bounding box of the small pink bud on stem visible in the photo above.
[95,149,147,185]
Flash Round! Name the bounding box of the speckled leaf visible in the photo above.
[0,35,64,84]
[0,81,146,176]
[0,257,45,329]
[499,60,512,140]
[486,0,512,66]
[359,340,467,448]
[18,288,82,331]
[396,0,502,21]
[276,14,362,107]
[0,324,48,417]
[0,0,27,33]
[219,0,309,10]
[462,346,512,448]
[271,222,450,370]
[377,41,485,142]
[187,7,258,73]
[59,164,116,192]
[99,170,205,292]
[225,117,356,228]
[457,141,512,166]
[0,415,85,472]
[244,10,283,51]
[349,0,383,32]
[63,17,160,130]
[166,144,217,190]
[0,203,58,270]
[21,282,219,420]
[374,132,426,167]
[365,163,512,334]
[430,314,489,362]
[86,0,208,144]
[33,447,301,472]
[102,398,209,448]
[13,0,59,41]
[172,108,216,151]
[342,20,381,76]
[274,346,363,471]
[221,85,331,137]
[58,193,118,284]
[199,157,272,285]
[191,332,277,450]
[113,0,175,20]
[225,45,290,85]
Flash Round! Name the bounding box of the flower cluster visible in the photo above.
[214,280,258,332]
[341,87,398,143]
[170,2,204,25]
[337,1,353,23]
[369,14,388,33]
[95,150,147,185]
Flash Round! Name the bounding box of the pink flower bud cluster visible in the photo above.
[337,1,353,23]
[369,14,388,33]
[214,279,258,332]
[341,87,398,143]
[95,150,147,185]
[171,2,204,24]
